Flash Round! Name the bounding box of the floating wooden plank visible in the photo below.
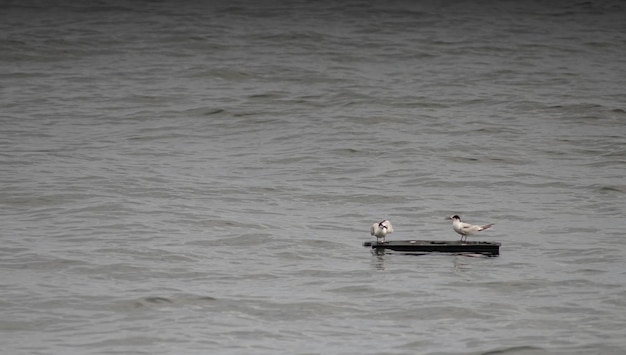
[363,240,501,256]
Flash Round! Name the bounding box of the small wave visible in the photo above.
[592,185,626,194]
[128,294,218,309]
[482,345,547,355]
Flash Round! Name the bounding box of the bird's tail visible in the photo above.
[479,223,494,231]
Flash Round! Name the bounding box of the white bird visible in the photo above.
[370,220,393,243]
[447,215,494,242]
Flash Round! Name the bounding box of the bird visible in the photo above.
[370,220,393,243]
[447,215,494,242]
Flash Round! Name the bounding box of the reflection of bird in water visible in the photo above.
[373,253,386,270]
[370,219,393,243]
[447,215,494,242]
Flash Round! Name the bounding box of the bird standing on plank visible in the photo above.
[370,220,393,243]
[447,215,494,242]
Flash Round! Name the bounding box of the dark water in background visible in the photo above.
[1,1,626,354]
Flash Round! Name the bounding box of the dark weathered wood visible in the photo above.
[363,240,501,256]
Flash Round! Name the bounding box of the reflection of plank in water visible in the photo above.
[363,240,501,256]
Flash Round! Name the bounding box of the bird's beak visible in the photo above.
[445,216,452,220]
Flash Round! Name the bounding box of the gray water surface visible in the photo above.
[2,1,625,354]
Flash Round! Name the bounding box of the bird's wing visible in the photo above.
[460,222,481,234]
[479,223,494,231]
